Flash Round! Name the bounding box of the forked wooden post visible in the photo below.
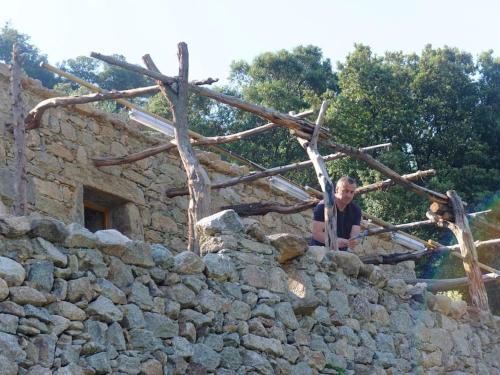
[143,45,211,255]
[295,101,338,251]
[10,43,27,216]
[446,190,489,311]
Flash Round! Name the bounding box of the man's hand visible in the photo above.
[347,237,359,249]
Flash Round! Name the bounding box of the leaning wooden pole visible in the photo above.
[10,44,27,216]
[143,47,211,254]
[446,190,490,311]
[297,101,337,251]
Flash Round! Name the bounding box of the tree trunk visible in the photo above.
[446,190,490,311]
[143,47,211,254]
[11,44,27,216]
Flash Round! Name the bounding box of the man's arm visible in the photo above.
[312,220,351,248]
[348,225,361,249]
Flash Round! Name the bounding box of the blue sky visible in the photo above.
[2,0,498,84]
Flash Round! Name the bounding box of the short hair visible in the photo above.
[336,175,357,186]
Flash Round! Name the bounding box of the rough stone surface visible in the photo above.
[267,233,308,263]
[0,256,26,286]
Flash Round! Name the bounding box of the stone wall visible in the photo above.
[0,63,421,257]
[0,212,498,374]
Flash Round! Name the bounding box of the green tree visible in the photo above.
[0,23,59,88]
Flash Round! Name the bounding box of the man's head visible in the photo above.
[335,176,357,206]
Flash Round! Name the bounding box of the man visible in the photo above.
[310,176,361,250]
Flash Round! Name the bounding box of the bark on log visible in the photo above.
[25,85,160,130]
[219,170,435,216]
[11,44,27,216]
[355,170,436,195]
[429,190,490,311]
[90,52,448,204]
[165,143,392,198]
[296,101,337,251]
[221,200,319,216]
[405,273,499,292]
[92,110,314,167]
[143,48,211,255]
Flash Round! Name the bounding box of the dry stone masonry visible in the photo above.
[0,210,498,374]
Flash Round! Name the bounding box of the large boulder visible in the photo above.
[0,257,26,286]
[196,210,244,237]
[0,215,31,238]
[331,250,363,277]
[267,233,308,263]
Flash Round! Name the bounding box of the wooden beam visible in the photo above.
[91,110,314,167]
[143,48,211,255]
[41,62,309,188]
[10,43,27,216]
[221,200,318,216]
[405,273,499,292]
[296,101,337,251]
[90,52,449,205]
[165,143,392,198]
[25,85,160,130]
[355,169,436,195]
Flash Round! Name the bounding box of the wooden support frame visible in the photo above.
[295,101,337,251]
[143,47,211,254]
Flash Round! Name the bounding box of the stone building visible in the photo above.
[0,62,422,259]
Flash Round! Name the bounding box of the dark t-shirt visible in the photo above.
[310,201,361,247]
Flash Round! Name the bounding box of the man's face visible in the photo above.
[335,181,356,205]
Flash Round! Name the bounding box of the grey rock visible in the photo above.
[198,288,223,312]
[0,256,26,286]
[122,241,155,267]
[242,350,273,375]
[0,332,26,362]
[180,309,212,327]
[274,302,299,330]
[390,310,413,333]
[166,283,196,308]
[121,304,145,329]
[33,237,68,267]
[24,305,51,323]
[0,353,18,375]
[252,303,276,319]
[201,334,224,352]
[96,278,127,304]
[25,365,51,375]
[267,233,307,263]
[87,296,123,322]
[228,300,251,321]
[48,301,86,321]
[0,301,25,316]
[350,294,371,320]
[29,217,68,243]
[192,343,221,370]
[86,351,111,374]
[64,223,97,248]
[95,229,131,256]
[0,278,8,301]
[291,362,313,375]
[106,322,126,351]
[328,290,350,317]
[151,244,174,269]
[85,320,108,345]
[172,336,194,357]
[220,347,241,370]
[49,314,70,336]
[331,251,363,277]
[27,260,54,292]
[203,253,236,281]
[174,251,205,275]
[0,313,18,334]
[242,334,283,356]
[117,354,141,375]
[51,278,67,300]
[77,249,108,278]
[54,363,85,375]
[67,277,94,303]
[0,215,31,238]
[108,257,134,289]
[196,209,244,236]
[128,281,154,310]
[127,328,162,351]
[32,334,56,367]
[144,311,178,338]
[268,266,288,293]
[9,286,47,306]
